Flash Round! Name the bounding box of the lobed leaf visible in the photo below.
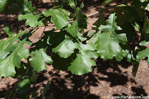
[18,0,44,27]
[43,8,70,29]
[95,13,127,61]
[29,49,53,72]
[65,20,78,38]
[0,31,30,77]
[67,43,98,75]
[18,14,44,27]
[68,53,95,75]
[52,36,78,58]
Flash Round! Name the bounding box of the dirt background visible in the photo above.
[0,0,149,99]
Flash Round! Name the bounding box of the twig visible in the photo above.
[87,11,99,17]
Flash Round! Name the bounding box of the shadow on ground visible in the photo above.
[0,58,147,98]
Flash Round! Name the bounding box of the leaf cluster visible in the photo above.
[1,0,149,98]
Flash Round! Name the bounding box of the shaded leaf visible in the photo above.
[52,52,76,70]
[132,61,139,77]
[30,70,37,82]
[5,90,15,99]
[93,14,105,31]
[8,4,23,14]
[75,7,88,33]
[15,78,31,94]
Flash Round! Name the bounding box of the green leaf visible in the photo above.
[137,48,149,64]
[52,37,78,58]
[80,2,84,8]
[87,30,96,37]
[139,40,149,46]
[18,0,44,27]
[102,0,112,6]
[22,0,36,14]
[65,20,78,38]
[67,43,97,75]
[68,51,96,75]
[58,8,70,16]
[18,14,44,27]
[0,0,7,13]
[77,32,87,42]
[87,32,100,44]
[52,42,97,75]
[43,8,70,29]
[15,78,31,94]
[134,22,140,31]
[3,23,14,36]
[147,4,149,10]
[68,0,76,9]
[79,43,96,51]
[95,13,127,60]
[29,49,53,72]
[0,54,22,78]
[140,0,148,3]
[0,31,30,77]
[0,38,15,60]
